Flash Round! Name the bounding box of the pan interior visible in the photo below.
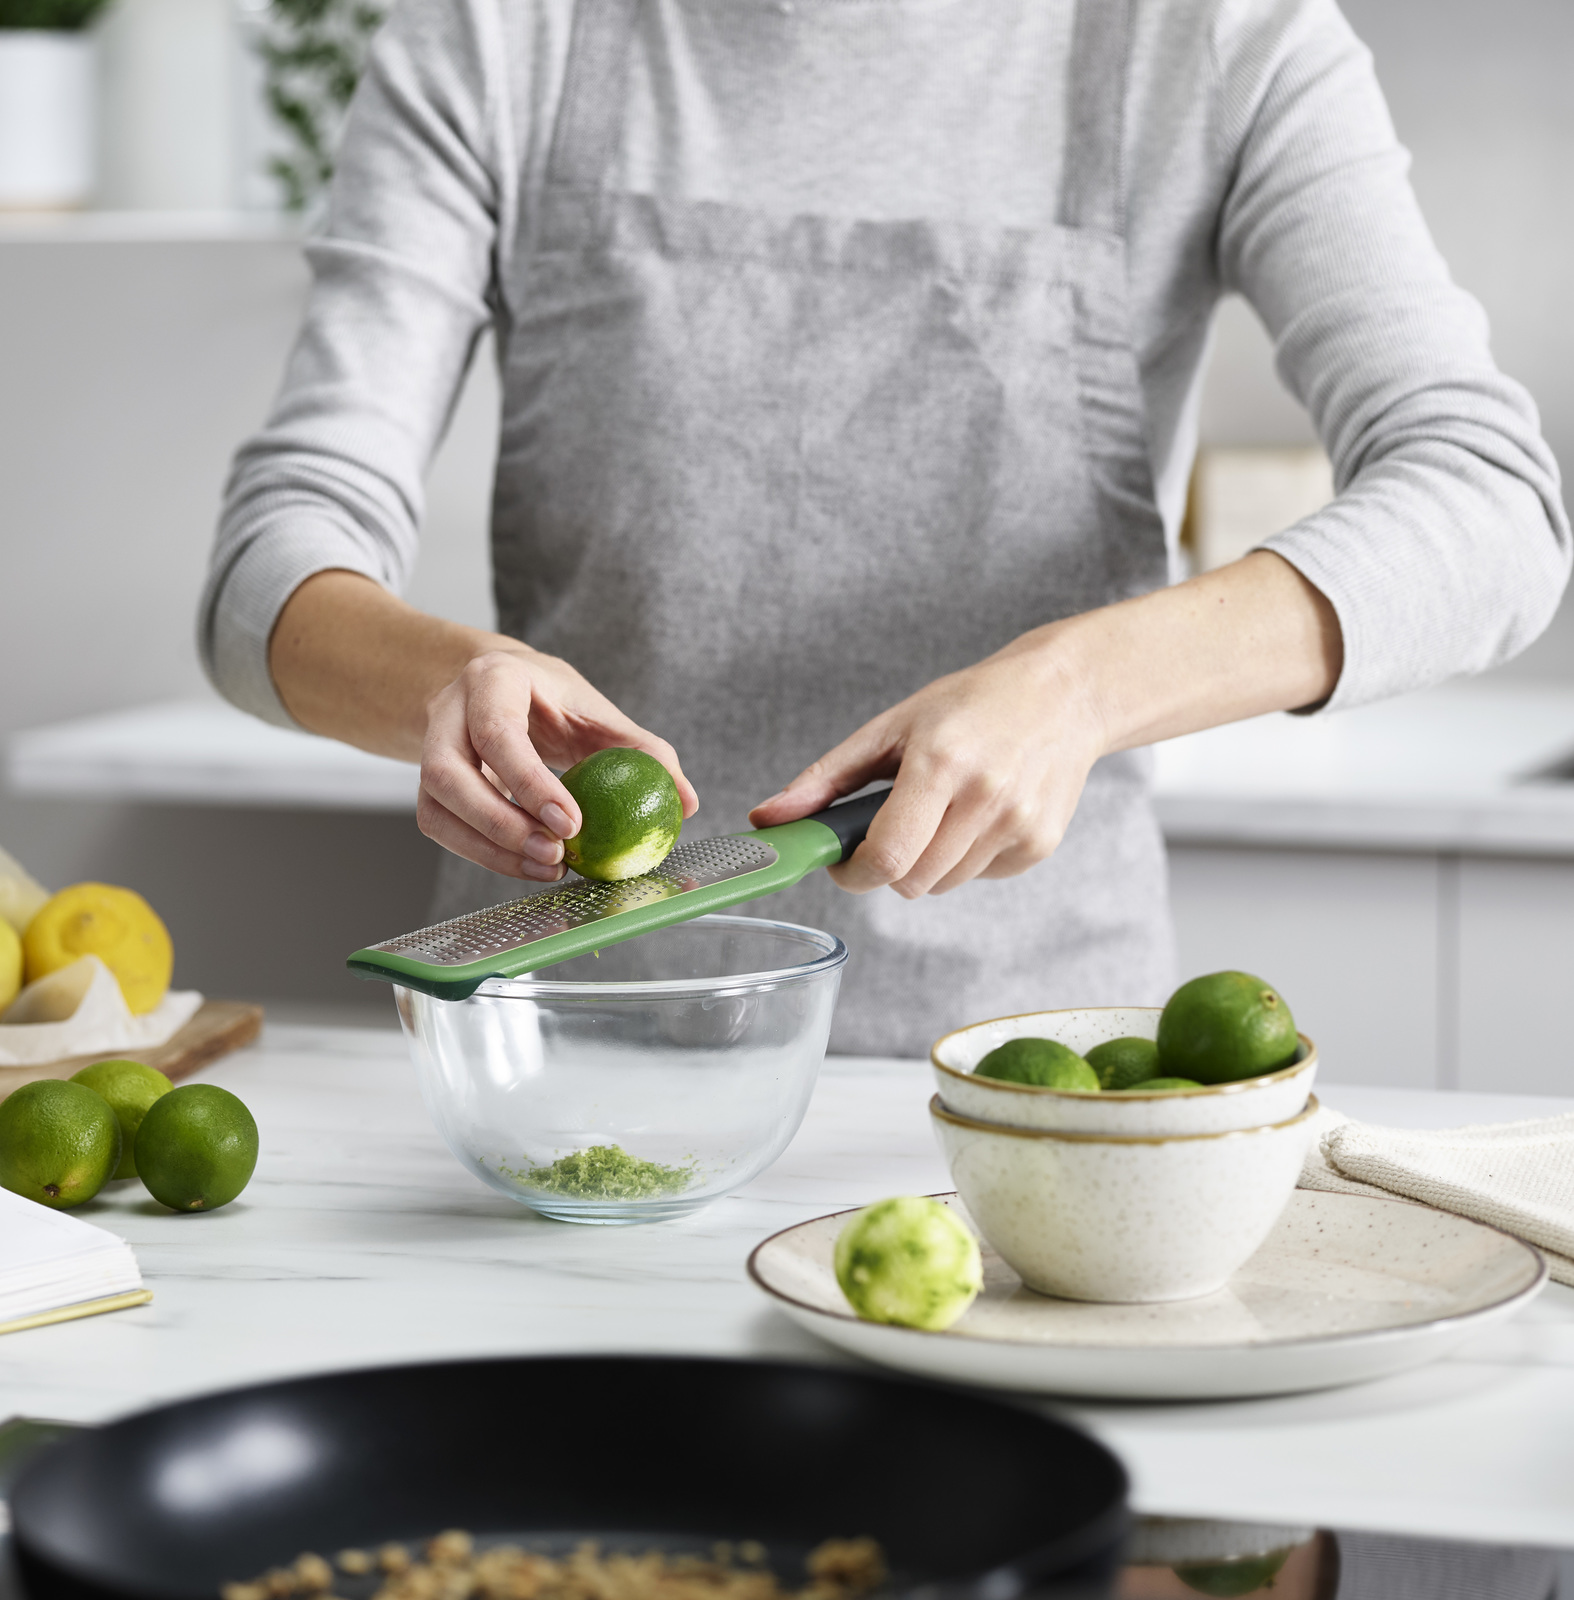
[11,1357,1126,1600]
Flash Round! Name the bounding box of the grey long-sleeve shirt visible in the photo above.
[201,0,1570,726]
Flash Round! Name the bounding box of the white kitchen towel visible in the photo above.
[0,955,202,1066]
[1298,1104,1574,1287]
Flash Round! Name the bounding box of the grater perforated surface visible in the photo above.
[368,836,779,968]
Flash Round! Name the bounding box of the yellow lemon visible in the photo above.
[0,919,21,1014]
[24,884,173,1016]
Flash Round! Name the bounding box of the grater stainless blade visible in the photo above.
[369,835,778,970]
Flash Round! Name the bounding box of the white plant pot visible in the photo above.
[0,31,96,208]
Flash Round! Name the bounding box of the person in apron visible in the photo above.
[209,0,1566,1056]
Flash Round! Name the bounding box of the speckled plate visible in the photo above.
[747,1191,1547,1400]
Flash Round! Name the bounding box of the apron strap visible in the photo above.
[1057,0,1134,236]
[546,0,640,190]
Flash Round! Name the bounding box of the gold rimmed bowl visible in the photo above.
[931,1006,1317,1136]
[930,1094,1321,1303]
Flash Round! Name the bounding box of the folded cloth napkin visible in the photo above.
[0,956,202,1067]
[1299,1104,1574,1287]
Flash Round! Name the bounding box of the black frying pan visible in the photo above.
[10,1356,1127,1600]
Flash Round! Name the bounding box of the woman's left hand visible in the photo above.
[747,551,1345,897]
[747,642,1106,898]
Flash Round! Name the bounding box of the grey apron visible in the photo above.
[434,0,1178,1056]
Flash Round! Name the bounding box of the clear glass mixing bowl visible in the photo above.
[395,914,847,1224]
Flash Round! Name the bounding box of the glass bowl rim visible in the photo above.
[454,913,848,1003]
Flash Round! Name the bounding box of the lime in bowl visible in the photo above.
[394,915,846,1224]
[932,1007,1317,1137]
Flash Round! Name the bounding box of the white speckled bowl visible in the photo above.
[930,1093,1319,1303]
[932,1007,1316,1135]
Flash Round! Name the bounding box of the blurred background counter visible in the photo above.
[10,684,1574,1101]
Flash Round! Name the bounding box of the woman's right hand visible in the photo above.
[268,571,696,882]
[418,645,699,882]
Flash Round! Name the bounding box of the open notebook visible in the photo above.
[0,1188,149,1335]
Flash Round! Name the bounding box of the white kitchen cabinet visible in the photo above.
[1167,845,1443,1090]
[1455,857,1574,1096]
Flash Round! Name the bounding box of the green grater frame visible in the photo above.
[347,790,888,1000]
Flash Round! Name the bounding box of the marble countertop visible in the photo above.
[10,681,1574,853]
[1,1024,1570,1549]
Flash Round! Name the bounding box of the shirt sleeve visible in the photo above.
[1213,0,1570,711]
[197,0,509,727]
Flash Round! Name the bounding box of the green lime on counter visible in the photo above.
[0,1079,121,1209]
[834,1196,982,1331]
[135,1084,258,1212]
[1086,1036,1160,1091]
[559,748,683,883]
[69,1059,172,1179]
[974,1038,1099,1091]
[1156,971,1298,1085]
[1128,1077,1203,1092]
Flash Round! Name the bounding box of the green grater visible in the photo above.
[347,790,888,1000]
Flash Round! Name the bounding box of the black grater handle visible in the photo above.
[805,788,891,864]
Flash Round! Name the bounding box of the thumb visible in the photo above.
[748,716,900,828]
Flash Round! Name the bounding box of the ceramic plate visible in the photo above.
[748,1191,1547,1400]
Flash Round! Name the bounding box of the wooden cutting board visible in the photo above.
[0,1001,264,1103]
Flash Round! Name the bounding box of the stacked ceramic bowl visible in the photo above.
[929,1008,1320,1303]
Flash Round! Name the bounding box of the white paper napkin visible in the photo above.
[1299,1104,1574,1287]
[0,956,202,1067]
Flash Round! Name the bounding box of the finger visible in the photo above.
[827,760,954,896]
[520,830,565,865]
[929,808,1071,894]
[423,695,546,857]
[886,790,996,897]
[462,688,581,839]
[927,831,1014,895]
[417,790,566,883]
[476,765,565,863]
[748,716,902,828]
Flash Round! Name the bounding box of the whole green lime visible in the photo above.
[974,1038,1098,1091]
[1129,1077,1203,1092]
[1086,1036,1160,1091]
[560,748,683,883]
[834,1196,982,1331]
[69,1059,172,1179]
[0,1079,121,1209]
[1156,972,1299,1085]
[135,1084,258,1213]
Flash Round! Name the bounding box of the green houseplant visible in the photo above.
[254,0,386,212]
[0,0,108,23]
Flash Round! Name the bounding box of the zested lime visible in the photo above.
[1157,971,1299,1085]
[974,1037,1099,1091]
[69,1058,172,1179]
[135,1084,258,1212]
[0,1079,122,1209]
[559,748,683,883]
[834,1196,982,1331]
